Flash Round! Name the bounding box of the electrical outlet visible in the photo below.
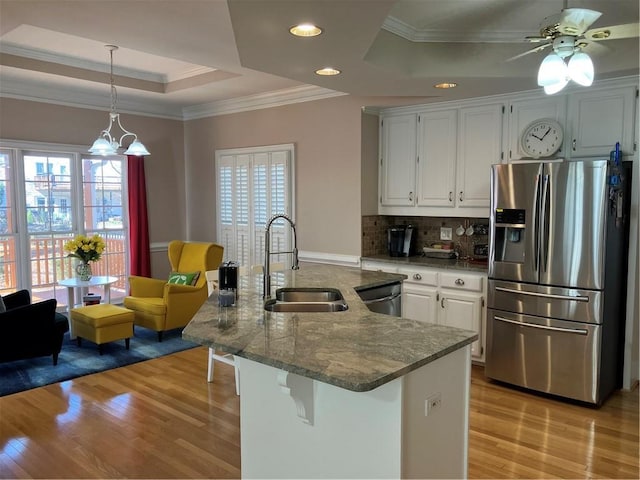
[440,227,452,241]
[425,393,442,416]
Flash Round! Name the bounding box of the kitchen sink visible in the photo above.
[264,288,348,312]
[275,288,344,303]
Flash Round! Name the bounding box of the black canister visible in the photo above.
[218,261,239,291]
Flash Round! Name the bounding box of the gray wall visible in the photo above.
[184,96,367,256]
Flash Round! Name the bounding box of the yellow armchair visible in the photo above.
[124,241,223,341]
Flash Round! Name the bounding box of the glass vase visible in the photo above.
[76,262,92,281]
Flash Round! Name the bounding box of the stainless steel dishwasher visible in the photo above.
[355,282,402,317]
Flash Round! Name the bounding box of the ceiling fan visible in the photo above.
[509,2,639,94]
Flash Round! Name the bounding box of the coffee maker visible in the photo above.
[218,261,239,293]
[387,225,414,257]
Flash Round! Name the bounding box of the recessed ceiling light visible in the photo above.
[289,23,323,37]
[434,82,458,89]
[315,67,341,76]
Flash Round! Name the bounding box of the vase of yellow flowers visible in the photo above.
[64,234,106,281]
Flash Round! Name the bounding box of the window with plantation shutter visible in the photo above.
[215,144,294,269]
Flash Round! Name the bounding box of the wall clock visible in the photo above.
[520,119,564,159]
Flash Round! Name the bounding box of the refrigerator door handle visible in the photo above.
[532,173,541,275]
[495,286,589,302]
[541,173,551,273]
[494,316,589,335]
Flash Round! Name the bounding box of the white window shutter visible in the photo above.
[216,145,293,270]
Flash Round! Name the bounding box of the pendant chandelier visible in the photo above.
[89,45,150,156]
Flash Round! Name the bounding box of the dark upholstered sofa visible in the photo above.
[0,290,69,365]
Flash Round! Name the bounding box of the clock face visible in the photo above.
[521,119,564,159]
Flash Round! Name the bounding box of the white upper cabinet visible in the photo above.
[379,114,417,206]
[380,104,502,216]
[456,104,504,207]
[416,109,457,207]
[377,78,638,216]
[568,86,637,157]
[507,96,568,161]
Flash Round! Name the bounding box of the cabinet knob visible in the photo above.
[455,278,465,286]
[413,273,422,280]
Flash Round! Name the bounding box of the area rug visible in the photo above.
[0,328,197,397]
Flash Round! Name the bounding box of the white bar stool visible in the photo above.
[205,267,252,396]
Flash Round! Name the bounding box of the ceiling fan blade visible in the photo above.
[525,35,551,43]
[506,42,552,62]
[577,41,610,56]
[584,23,640,41]
[557,8,602,35]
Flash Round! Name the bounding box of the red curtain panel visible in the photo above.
[127,155,151,277]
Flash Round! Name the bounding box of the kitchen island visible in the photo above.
[183,264,477,479]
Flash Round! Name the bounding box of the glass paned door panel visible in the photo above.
[82,158,128,301]
[24,154,74,304]
[0,150,17,294]
[82,158,124,231]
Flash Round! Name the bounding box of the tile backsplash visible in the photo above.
[362,215,490,260]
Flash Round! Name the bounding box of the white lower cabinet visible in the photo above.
[362,260,486,362]
[402,276,438,324]
[438,290,482,358]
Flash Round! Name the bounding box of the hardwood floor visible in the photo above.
[1,347,638,479]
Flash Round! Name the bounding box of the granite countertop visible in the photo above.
[182,264,478,392]
[361,254,488,273]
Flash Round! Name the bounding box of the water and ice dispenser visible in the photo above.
[493,209,526,263]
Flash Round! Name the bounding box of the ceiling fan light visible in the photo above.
[568,52,594,86]
[543,78,569,95]
[123,139,150,156]
[537,53,568,86]
[89,137,117,155]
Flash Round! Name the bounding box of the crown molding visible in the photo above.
[382,16,535,43]
[0,75,346,120]
[377,75,640,116]
[0,43,167,83]
[166,66,217,83]
[362,106,381,115]
[182,85,347,120]
[0,77,184,119]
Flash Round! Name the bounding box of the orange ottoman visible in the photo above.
[71,304,134,354]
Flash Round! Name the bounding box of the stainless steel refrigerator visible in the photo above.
[486,160,630,405]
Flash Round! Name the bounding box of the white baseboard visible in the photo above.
[298,251,361,267]
[150,242,169,253]
[149,244,361,268]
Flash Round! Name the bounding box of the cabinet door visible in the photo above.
[568,86,636,157]
[439,290,482,357]
[456,104,503,208]
[380,114,417,206]
[508,96,567,161]
[403,283,438,324]
[416,109,457,207]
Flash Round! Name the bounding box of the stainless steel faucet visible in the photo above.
[264,213,299,298]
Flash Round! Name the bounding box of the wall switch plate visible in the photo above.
[440,227,453,241]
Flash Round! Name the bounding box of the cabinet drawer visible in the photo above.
[440,272,483,292]
[397,266,438,286]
